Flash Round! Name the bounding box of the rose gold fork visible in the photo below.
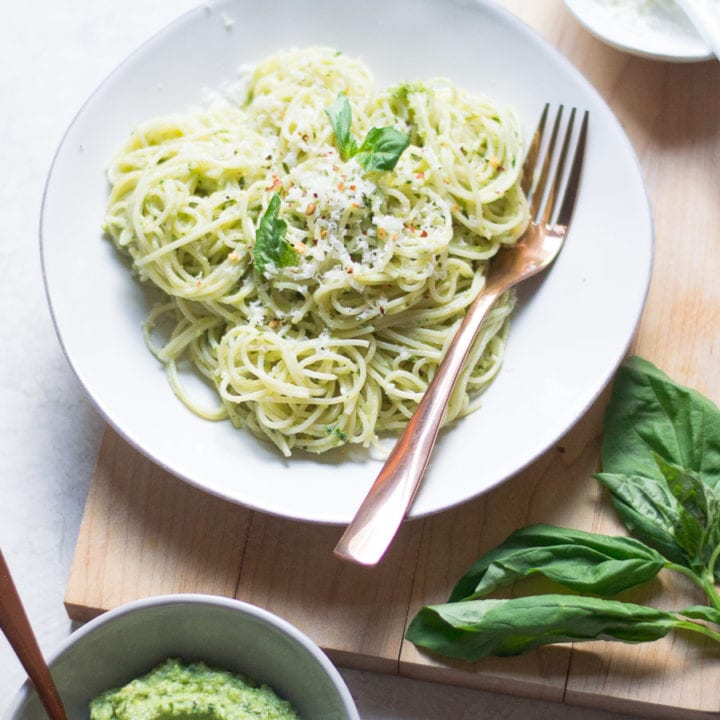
[334,104,589,566]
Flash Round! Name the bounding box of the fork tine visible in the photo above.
[554,110,589,227]
[528,105,564,218]
[541,107,577,226]
[520,103,549,197]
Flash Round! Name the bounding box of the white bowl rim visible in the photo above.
[4,593,360,720]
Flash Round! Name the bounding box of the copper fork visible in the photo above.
[334,104,589,566]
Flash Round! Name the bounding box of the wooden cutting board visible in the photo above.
[65,2,720,717]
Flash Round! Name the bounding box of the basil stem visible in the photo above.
[667,563,720,610]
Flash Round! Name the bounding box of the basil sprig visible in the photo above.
[407,357,720,661]
[325,93,409,172]
[252,193,298,275]
[597,356,720,580]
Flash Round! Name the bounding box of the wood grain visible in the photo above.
[65,429,252,621]
[236,512,423,673]
[65,1,720,717]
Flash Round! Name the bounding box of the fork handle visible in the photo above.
[334,286,503,565]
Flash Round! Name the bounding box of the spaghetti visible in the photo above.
[104,47,528,456]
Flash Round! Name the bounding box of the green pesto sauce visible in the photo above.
[89,659,300,720]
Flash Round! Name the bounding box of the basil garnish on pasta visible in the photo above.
[252,193,298,274]
[325,93,410,172]
[356,126,410,172]
[324,93,357,160]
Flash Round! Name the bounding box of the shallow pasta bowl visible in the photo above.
[40,0,652,523]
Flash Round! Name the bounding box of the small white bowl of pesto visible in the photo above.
[4,594,359,720]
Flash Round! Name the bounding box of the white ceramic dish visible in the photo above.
[4,594,359,720]
[564,0,714,62]
[41,0,653,523]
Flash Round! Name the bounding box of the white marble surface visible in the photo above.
[0,1,644,717]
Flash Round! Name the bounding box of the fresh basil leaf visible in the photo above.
[679,605,720,625]
[325,94,410,172]
[355,126,410,172]
[406,595,680,661]
[449,524,666,602]
[602,357,720,488]
[656,457,720,573]
[656,456,717,528]
[252,194,298,275]
[596,472,694,567]
[325,93,357,161]
[598,463,720,577]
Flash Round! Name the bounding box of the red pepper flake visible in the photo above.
[337,181,345,191]
[265,174,282,191]
[349,184,356,191]
[420,230,428,238]
[416,171,425,179]
[346,267,354,274]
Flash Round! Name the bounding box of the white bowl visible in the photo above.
[4,594,359,720]
[563,0,713,62]
[41,0,653,524]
